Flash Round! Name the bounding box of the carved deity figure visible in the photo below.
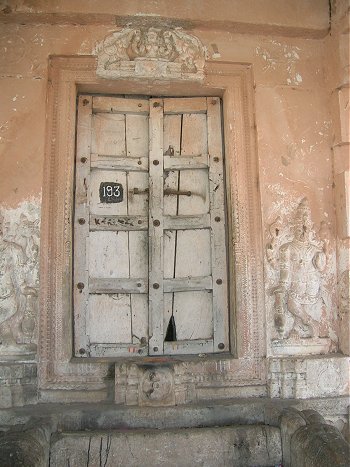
[0,213,37,345]
[101,29,132,70]
[96,27,206,79]
[271,198,327,339]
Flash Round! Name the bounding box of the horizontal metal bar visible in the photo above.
[130,187,149,195]
[164,189,191,196]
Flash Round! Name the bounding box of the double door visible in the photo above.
[74,95,229,358]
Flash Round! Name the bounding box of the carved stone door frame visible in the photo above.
[39,55,266,402]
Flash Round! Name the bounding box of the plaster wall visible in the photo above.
[0,0,349,436]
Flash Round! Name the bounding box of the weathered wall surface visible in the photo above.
[0,0,348,438]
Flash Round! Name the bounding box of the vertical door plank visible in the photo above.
[181,114,208,156]
[92,113,126,156]
[148,98,164,355]
[129,231,148,279]
[163,113,183,341]
[164,114,182,156]
[163,230,176,278]
[128,173,149,346]
[172,106,212,346]
[207,97,229,352]
[74,95,92,355]
[163,114,182,216]
[126,114,149,158]
[163,170,179,216]
[131,294,148,346]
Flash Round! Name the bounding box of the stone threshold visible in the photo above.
[0,396,348,432]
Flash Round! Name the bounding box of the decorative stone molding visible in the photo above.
[266,197,336,356]
[139,368,175,406]
[0,200,40,358]
[96,27,206,81]
[115,365,175,406]
[39,56,265,401]
[268,355,349,399]
[115,357,267,406]
[339,270,349,316]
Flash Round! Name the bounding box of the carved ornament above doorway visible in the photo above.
[95,27,206,80]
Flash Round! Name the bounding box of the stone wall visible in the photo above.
[0,0,348,439]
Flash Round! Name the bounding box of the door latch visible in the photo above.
[164,189,192,196]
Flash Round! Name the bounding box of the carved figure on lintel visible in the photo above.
[96,27,206,80]
[268,198,329,341]
[0,210,38,352]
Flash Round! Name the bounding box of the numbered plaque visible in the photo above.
[99,182,123,203]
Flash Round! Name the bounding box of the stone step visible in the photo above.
[49,425,282,467]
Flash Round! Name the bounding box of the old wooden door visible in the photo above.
[74,95,229,358]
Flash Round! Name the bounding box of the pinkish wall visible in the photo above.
[0,1,345,334]
[0,1,348,412]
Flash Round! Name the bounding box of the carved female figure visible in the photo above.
[0,214,37,344]
[271,198,326,339]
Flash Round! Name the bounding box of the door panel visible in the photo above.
[92,113,126,157]
[89,231,129,279]
[164,291,213,341]
[180,113,208,156]
[88,294,131,344]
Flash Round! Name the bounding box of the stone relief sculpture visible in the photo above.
[139,368,174,405]
[267,198,335,354]
[339,270,349,316]
[96,27,206,80]
[0,202,40,355]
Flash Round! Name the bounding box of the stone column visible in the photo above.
[329,0,350,355]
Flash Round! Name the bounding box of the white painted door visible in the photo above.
[74,95,229,358]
